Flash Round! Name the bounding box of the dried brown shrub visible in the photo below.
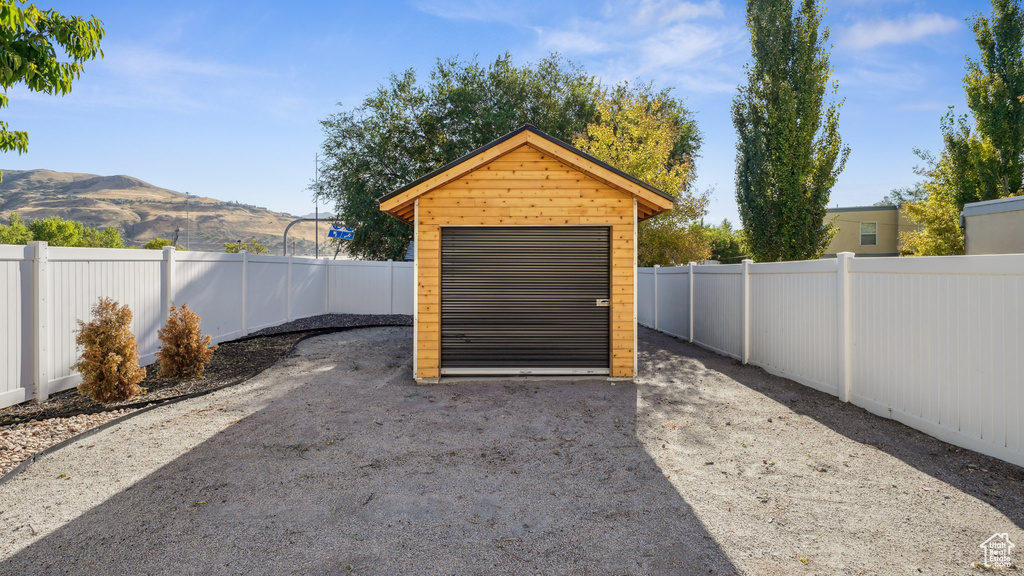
[156,304,217,379]
[73,298,147,403]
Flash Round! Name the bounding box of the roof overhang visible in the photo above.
[378,124,674,224]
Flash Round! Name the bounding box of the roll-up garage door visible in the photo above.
[440,226,610,375]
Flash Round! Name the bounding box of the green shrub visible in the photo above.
[73,298,147,403]
[156,304,217,379]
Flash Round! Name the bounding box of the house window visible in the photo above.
[860,222,877,246]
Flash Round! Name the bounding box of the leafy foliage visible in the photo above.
[732,0,849,262]
[156,304,217,379]
[0,1,104,159]
[904,0,1024,254]
[224,240,268,254]
[72,297,146,403]
[704,219,749,263]
[901,151,966,255]
[573,83,707,266]
[26,215,123,247]
[143,237,181,250]
[318,53,603,260]
[0,212,32,244]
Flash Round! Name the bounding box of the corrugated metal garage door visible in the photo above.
[440,227,610,375]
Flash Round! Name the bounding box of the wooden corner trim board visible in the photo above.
[379,129,673,223]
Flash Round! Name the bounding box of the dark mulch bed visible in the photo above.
[0,314,412,426]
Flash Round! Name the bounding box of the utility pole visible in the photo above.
[185,192,190,250]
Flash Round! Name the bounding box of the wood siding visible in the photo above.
[415,143,636,379]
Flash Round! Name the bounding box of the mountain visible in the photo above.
[0,169,331,255]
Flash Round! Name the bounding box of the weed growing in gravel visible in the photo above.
[73,298,147,403]
[156,304,217,379]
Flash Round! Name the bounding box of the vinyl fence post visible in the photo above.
[30,241,49,401]
[388,259,395,314]
[688,262,696,343]
[652,265,660,331]
[324,260,331,314]
[286,255,293,322]
[741,259,752,365]
[837,252,854,402]
[162,246,176,320]
[240,250,248,337]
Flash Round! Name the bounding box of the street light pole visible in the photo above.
[185,192,190,250]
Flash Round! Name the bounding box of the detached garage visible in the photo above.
[379,125,673,381]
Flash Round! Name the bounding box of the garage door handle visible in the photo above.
[596,299,610,307]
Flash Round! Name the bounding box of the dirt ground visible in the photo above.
[0,326,1021,575]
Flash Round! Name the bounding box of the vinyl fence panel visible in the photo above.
[245,255,290,332]
[0,245,32,408]
[692,265,743,359]
[45,247,165,395]
[172,252,245,344]
[290,259,328,320]
[748,260,839,396]
[654,267,690,340]
[849,255,1024,463]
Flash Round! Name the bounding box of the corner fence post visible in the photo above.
[741,259,752,364]
[653,264,660,331]
[837,252,854,402]
[688,262,696,343]
[162,246,176,320]
[30,241,49,401]
[240,250,248,337]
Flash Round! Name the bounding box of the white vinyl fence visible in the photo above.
[639,253,1024,468]
[0,243,413,409]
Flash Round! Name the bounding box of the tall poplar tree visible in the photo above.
[902,0,1024,255]
[732,0,849,262]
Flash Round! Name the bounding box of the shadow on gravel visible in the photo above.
[1,330,738,575]
[639,327,1024,530]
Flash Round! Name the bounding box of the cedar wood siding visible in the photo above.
[414,143,636,379]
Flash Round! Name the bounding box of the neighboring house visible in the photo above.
[822,205,916,257]
[960,196,1024,255]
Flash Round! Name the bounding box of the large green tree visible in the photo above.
[318,54,602,260]
[904,0,1024,254]
[732,0,849,262]
[0,1,104,157]
[573,83,707,266]
[26,215,123,247]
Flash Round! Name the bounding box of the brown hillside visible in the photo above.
[0,169,335,255]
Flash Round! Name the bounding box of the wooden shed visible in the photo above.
[379,125,673,381]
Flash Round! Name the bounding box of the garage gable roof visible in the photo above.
[378,124,674,223]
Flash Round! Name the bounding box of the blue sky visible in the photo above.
[2,0,989,225]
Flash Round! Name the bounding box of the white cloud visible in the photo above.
[839,13,960,50]
[527,1,743,93]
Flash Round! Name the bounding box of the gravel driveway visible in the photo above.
[0,326,1021,575]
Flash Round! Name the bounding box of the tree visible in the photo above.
[732,0,850,262]
[0,1,104,160]
[0,212,32,244]
[903,0,1024,254]
[26,215,123,247]
[143,237,181,250]
[573,83,708,266]
[224,240,267,254]
[318,53,601,260]
[704,219,748,263]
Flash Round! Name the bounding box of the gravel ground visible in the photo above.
[0,314,412,475]
[0,325,1020,575]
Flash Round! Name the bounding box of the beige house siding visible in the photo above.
[963,197,1024,255]
[824,206,914,257]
